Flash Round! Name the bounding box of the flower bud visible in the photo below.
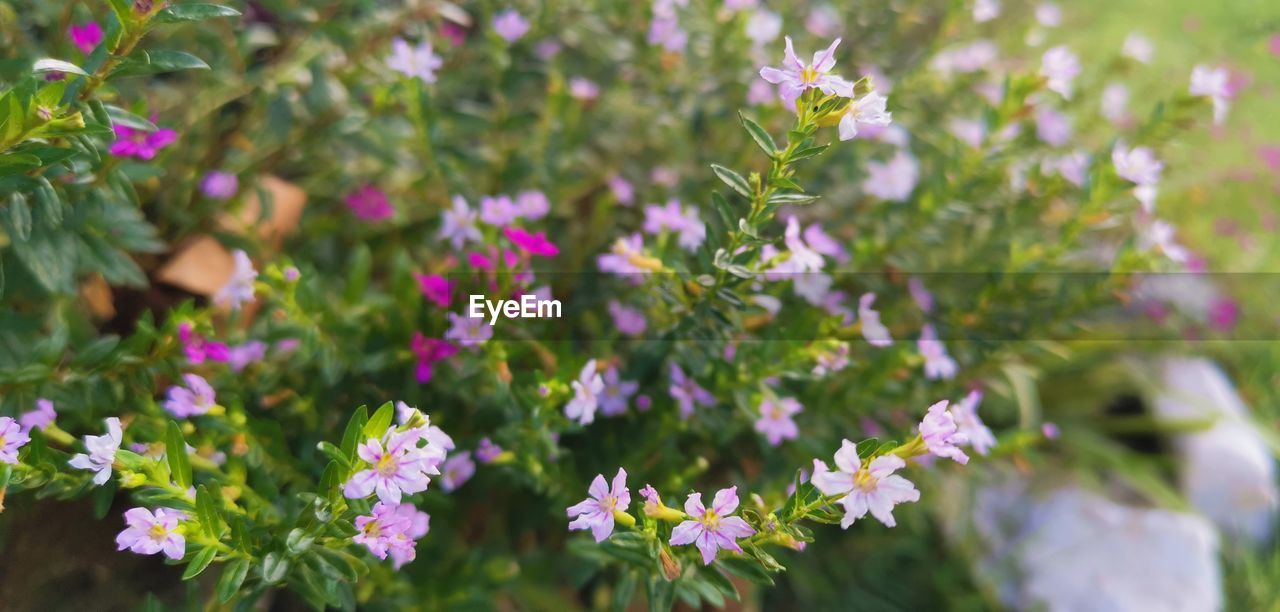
[658,547,682,581]
[612,510,636,528]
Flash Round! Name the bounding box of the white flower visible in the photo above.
[918,325,958,380]
[1101,82,1130,124]
[863,150,919,202]
[69,417,122,486]
[564,359,604,425]
[744,10,782,46]
[952,390,996,455]
[1040,46,1080,99]
[973,0,1000,22]
[812,439,920,528]
[1112,142,1163,186]
[858,293,893,347]
[1122,32,1154,64]
[838,91,892,141]
[1139,219,1190,264]
[1189,65,1232,125]
[214,250,257,310]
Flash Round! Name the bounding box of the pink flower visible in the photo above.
[411,332,458,384]
[669,363,715,418]
[908,277,934,314]
[116,507,186,560]
[178,322,230,365]
[395,402,455,451]
[0,416,30,464]
[516,190,550,219]
[345,185,394,221]
[200,171,238,200]
[68,22,103,54]
[759,37,854,109]
[227,341,268,372]
[1040,46,1080,99]
[505,226,560,257]
[1035,107,1072,147]
[445,312,493,347]
[642,199,705,252]
[607,300,647,336]
[669,486,756,564]
[344,428,447,504]
[919,400,970,464]
[754,397,802,446]
[568,77,600,101]
[952,390,996,455]
[863,150,919,202]
[214,249,257,310]
[858,293,893,347]
[386,38,443,83]
[493,9,530,43]
[69,417,123,485]
[607,175,634,205]
[439,451,476,492]
[597,234,653,276]
[812,440,920,528]
[480,195,520,226]
[918,324,958,380]
[567,468,631,542]
[19,398,56,432]
[1122,32,1154,64]
[414,274,453,307]
[353,501,431,569]
[565,359,605,425]
[163,373,217,418]
[599,366,638,416]
[1190,65,1232,125]
[109,124,177,160]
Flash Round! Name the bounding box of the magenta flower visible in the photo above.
[952,390,996,456]
[68,22,103,54]
[759,37,853,108]
[345,185,394,221]
[918,324,957,380]
[414,273,453,308]
[0,416,30,464]
[386,38,443,83]
[109,124,177,160]
[69,417,123,485]
[475,437,503,463]
[116,507,186,560]
[200,171,238,200]
[411,332,459,384]
[492,9,530,43]
[439,451,476,492]
[505,226,560,257]
[564,359,604,425]
[669,363,715,418]
[19,398,56,432]
[567,468,632,542]
[344,428,447,504]
[919,400,970,464]
[214,249,257,310]
[353,501,431,569]
[178,322,230,365]
[811,440,920,528]
[858,293,893,347]
[755,397,802,446]
[599,366,638,416]
[163,373,217,418]
[669,486,756,564]
[440,195,483,250]
[607,301,647,337]
[445,312,493,347]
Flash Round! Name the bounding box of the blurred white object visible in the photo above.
[1154,358,1279,542]
[974,481,1222,611]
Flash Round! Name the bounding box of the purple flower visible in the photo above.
[607,175,634,205]
[598,234,655,276]
[493,9,530,42]
[1034,107,1072,147]
[1122,32,1154,64]
[812,342,850,376]
[109,124,177,160]
[475,437,503,463]
[838,91,892,141]
[759,37,853,109]
[69,417,123,485]
[440,195,483,250]
[395,402,456,452]
[952,390,996,455]
[919,400,970,464]
[516,190,550,219]
[754,397,802,446]
[68,22,103,54]
[669,486,756,564]
[863,150,919,202]
[163,373,217,418]
[445,312,493,347]
[607,300,647,336]
[19,398,56,432]
[745,10,782,46]
[214,249,257,310]
[568,77,600,101]
[439,451,476,492]
[858,293,893,347]
[1101,82,1130,124]
[599,366,638,416]
[0,416,31,464]
[669,363,715,418]
[918,324,957,380]
[353,501,430,569]
[200,171,238,200]
[811,440,920,528]
[565,359,605,425]
[344,428,447,504]
[1190,64,1232,124]
[224,341,267,372]
[567,468,631,542]
[345,185,394,222]
[642,199,705,252]
[908,277,934,313]
[116,507,186,560]
[386,38,443,83]
[480,194,520,226]
[1040,46,1080,99]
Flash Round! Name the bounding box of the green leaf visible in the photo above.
[766,192,820,205]
[716,557,776,586]
[260,552,289,584]
[11,228,76,293]
[153,4,242,23]
[4,194,32,241]
[788,144,830,162]
[104,105,156,131]
[710,164,752,198]
[32,59,88,77]
[316,441,350,470]
[217,558,251,602]
[738,112,776,156]
[32,178,62,228]
[345,244,371,304]
[182,546,218,580]
[165,421,193,489]
[340,405,369,458]
[362,401,394,440]
[196,485,224,537]
[111,50,210,77]
[0,153,42,176]
[286,528,315,554]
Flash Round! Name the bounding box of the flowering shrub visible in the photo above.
[0,0,1270,609]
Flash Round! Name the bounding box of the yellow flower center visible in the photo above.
[376,453,399,476]
[700,509,722,530]
[854,469,879,492]
[601,495,617,511]
[364,521,382,538]
[148,523,169,540]
[800,66,820,84]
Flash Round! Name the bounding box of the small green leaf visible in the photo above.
[738,112,776,156]
[111,50,210,77]
[710,164,752,198]
[339,405,369,458]
[182,546,218,579]
[32,58,88,77]
[788,145,830,162]
[316,441,350,470]
[153,3,242,24]
[766,192,820,205]
[261,552,289,584]
[217,558,251,602]
[196,485,224,537]
[4,193,32,241]
[362,401,395,439]
[165,421,193,489]
[104,105,156,131]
